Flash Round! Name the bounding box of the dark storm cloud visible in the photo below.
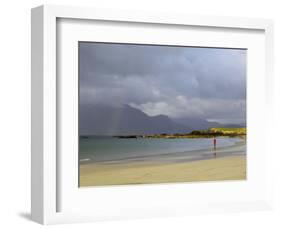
[79,42,246,123]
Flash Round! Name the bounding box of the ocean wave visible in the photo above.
[80,158,91,162]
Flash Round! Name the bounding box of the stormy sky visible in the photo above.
[79,42,246,125]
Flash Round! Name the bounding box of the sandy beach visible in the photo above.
[80,154,246,187]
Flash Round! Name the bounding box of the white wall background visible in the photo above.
[0,0,280,229]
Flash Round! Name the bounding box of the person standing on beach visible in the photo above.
[213,137,217,156]
[213,137,217,149]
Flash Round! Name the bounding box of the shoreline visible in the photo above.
[80,139,246,165]
[80,145,247,187]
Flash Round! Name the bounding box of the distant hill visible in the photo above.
[80,104,191,135]
[174,117,211,130]
[174,118,244,130]
[209,127,246,135]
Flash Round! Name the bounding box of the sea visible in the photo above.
[79,136,246,164]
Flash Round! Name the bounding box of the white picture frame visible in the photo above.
[31,5,274,225]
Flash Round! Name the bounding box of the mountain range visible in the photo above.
[80,104,243,135]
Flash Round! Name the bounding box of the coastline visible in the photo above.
[79,141,246,187]
[79,139,246,165]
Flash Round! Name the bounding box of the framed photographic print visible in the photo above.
[78,42,247,187]
[31,5,274,225]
